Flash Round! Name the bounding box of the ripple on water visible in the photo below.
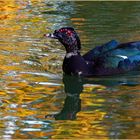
[0,1,140,139]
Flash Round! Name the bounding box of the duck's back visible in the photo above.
[83,40,140,75]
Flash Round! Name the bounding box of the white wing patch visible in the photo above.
[116,55,128,59]
[78,71,82,75]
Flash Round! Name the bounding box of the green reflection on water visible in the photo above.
[0,1,140,139]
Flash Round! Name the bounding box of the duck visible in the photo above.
[44,27,140,76]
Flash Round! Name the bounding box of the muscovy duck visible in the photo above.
[45,27,140,76]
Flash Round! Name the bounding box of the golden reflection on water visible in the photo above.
[52,89,108,139]
[0,0,140,139]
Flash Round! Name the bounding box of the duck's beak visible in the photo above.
[44,33,58,39]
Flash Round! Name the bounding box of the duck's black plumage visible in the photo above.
[45,27,140,76]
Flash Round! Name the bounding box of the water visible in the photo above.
[0,1,140,139]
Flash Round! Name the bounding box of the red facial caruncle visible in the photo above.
[59,29,73,37]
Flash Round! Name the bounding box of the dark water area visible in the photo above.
[0,1,140,139]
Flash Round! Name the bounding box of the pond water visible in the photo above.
[0,1,140,139]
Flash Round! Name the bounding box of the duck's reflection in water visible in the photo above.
[54,75,83,120]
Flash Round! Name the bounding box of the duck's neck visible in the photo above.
[64,42,80,53]
[63,50,91,76]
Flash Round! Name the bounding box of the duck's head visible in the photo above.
[45,27,81,53]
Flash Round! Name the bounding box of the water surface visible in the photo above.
[0,1,140,139]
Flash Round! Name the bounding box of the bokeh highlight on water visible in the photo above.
[0,1,140,139]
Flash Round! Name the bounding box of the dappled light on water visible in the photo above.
[0,0,140,139]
